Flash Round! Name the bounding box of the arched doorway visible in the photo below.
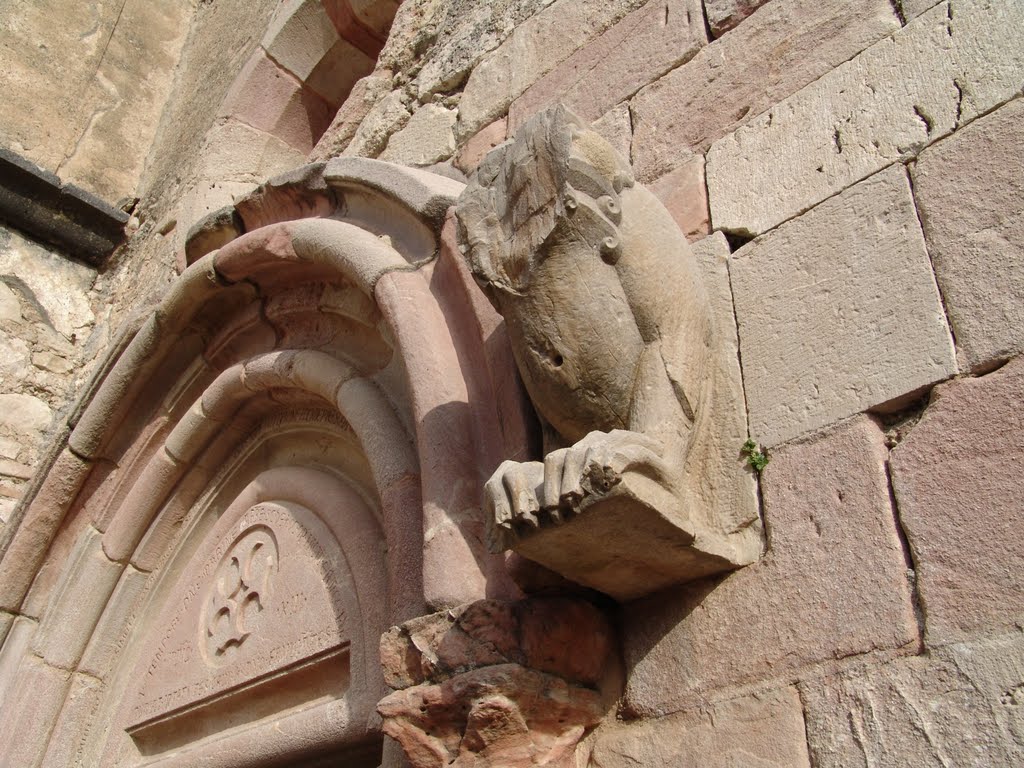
[0,160,531,766]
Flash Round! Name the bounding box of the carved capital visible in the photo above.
[377,598,612,768]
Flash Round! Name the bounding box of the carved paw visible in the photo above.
[543,429,669,512]
[484,430,669,552]
[484,459,545,552]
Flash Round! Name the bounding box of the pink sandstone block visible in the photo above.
[630,0,899,181]
[591,686,811,767]
[622,415,918,715]
[508,0,706,133]
[0,448,91,612]
[454,118,507,174]
[890,356,1024,645]
[911,98,1024,372]
[220,50,333,152]
[648,152,709,241]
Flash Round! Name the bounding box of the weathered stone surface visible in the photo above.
[454,118,508,174]
[381,598,612,691]
[343,89,413,158]
[0,393,53,433]
[0,0,190,201]
[632,0,899,182]
[381,103,458,165]
[310,70,395,160]
[730,165,956,447]
[704,0,772,37]
[40,671,105,768]
[404,0,559,98]
[802,631,1024,767]
[380,663,604,768]
[508,0,706,131]
[589,106,631,166]
[379,598,611,768]
[890,357,1024,645]
[457,0,647,139]
[912,98,1024,371]
[648,151,708,241]
[457,106,760,599]
[623,416,918,715]
[708,0,1024,236]
[590,686,811,767]
[54,0,192,202]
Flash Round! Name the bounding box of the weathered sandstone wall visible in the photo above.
[0,0,1021,765]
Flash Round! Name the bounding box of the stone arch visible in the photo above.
[0,161,533,766]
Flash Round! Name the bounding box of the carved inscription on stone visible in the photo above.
[125,501,351,733]
[202,525,278,665]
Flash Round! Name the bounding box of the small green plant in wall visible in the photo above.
[742,438,769,472]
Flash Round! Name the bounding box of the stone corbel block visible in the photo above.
[456,106,762,601]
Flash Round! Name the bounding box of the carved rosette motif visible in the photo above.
[202,525,278,666]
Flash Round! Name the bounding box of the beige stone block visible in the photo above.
[196,118,306,185]
[305,36,376,106]
[649,152,709,241]
[890,357,1024,645]
[261,0,341,81]
[56,0,192,202]
[0,654,72,766]
[0,226,97,337]
[590,104,632,165]
[0,1,124,171]
[508,0,706,131]
[310,71,394,160]
[802,631,1024,767]
[0,281,21,321]
[622,416,917,715]
[0,393,52,433]
[708,0,1024,236]
[380,103,458,166]
[912,98,1024,371]
[730,166,956,448]
[457,0,647,139]
[454,118,507,174]
[342,89,412,158]
[631,0,899,182]
[591,686,810,767]
[704,0,772,37]
[32,525,124,670]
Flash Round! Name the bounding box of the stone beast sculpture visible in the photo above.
[456,106,760,599]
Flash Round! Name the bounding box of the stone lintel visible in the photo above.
[0,146,128,266]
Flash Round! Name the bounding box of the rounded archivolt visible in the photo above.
[0,160,532,767]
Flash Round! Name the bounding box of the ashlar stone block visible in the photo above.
[708,0,1024,236]
[912,97,1024,372]
[591,686,811,767]
[622,416,917,715]
[890,356,1024,645]
[802,631,1024,767]
[730,165,956,448]
[457,0,647,140]
[631,0,899,182]
[507,0,706,132]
